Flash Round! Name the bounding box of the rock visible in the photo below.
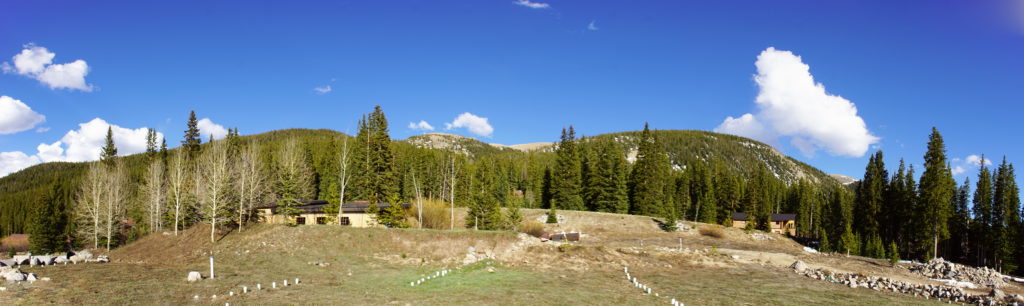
[187,271,203,282]
[1010,294,1024,303]
[990,288,1004,299]
[790,260,808,272]
[486,266,496,273]
[26,273,37,282]
[96,255,109,263]
[32,256,54,266]
[11,255,30,265]
[3,270,25,282]
[53,257,68,264]
[0,260,13,267]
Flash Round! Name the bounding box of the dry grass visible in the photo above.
[1,233,29,255]
[699,227,724,239]
[520,221,545,237]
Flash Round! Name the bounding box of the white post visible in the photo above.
[209,256,215,279]
[242,286,248,293]
[272,282,277,289]
[679,238,683,251]
[257,283,261,290]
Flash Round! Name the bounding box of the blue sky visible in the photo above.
[1,0,1023,186]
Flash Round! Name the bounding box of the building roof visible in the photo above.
[257,200,410,214]
[730,212,796,222]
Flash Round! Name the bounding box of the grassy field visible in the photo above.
[0,214,951,305]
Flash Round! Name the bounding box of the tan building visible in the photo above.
[730,212,796,236]
[256,200,409,227]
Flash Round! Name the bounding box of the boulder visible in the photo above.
[0,260,12,267]
[54,257,68,264]
[790,260,808,273]
[96,255,109,263]
[2,270,25,282]
[32,256,54,265]
[990,288,1005,299]
[187,271,202,282]
[26,273,37,282]
[11,255,30,265]
[76,250,93,260]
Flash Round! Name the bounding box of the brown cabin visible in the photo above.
[256,200,409,227]
[730,212,796,236]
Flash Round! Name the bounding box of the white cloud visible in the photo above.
[588,21,599,31]
[0,118,162,177]
[965,154,994,167]
[197,118,229,141]
[714,47,879,157]
[0,151,41,177]
[0,96,46,134]
[2,44,93,91]
[952,165,967,176]
[445,112,494,137]
[314,85,332,94]
[408,120,435,131]
[35,127,50,133]
[514,0,550,9]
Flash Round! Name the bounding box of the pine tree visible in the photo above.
[629,123,669,217]
[855,151,887,241]
[29,181,69,254]
[993,157,1020,272]
[888,241,901,266]
[182,110,202,158]
[100,126,118,164]
[949,178,972,263]
[586,138,629,213]
[918,127,954,259]
[360,106,398,204]
[973,157,995,267]
[819,230,832,253]
[552,126,583,211]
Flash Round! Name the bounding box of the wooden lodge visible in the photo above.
[256,200,409,227]
[729,212,796,236]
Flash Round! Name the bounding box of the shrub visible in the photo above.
[546,207,558,224]
[520,221,546,238]
[411,198,453,230]
[558,243,574,253]
[699,227,724,239]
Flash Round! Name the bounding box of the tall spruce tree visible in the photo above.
[29,181,70,254]
[973,158,995,266]
[993,157,1020,272]
[182,110,202,158]
[100,126,118,164]
[949,177,971,263]
[585,137,629,213]
[628,123,669,217]
[552,126,584,211]
[918,127,955,259]
[145,128,158,158]
[855,151,887,241]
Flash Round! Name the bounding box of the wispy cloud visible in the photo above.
[314,85,332,94]
[587,20,599,31]
[408,120,435,132]
[2,43,94,91]
[514,0,550,9]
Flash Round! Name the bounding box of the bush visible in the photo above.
[520,221,546,238]
[411,198,453,230]
[558,243,574,253]
[546,207,558,224]
[699,227,724,239]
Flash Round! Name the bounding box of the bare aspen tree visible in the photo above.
[412,171,423,229]
[167,150,189,235]
[198,140,230,243]
[336,137,351,225]
[142,157,166,233]
[76,162,106,249]
[103,160,128,251]
[235,142,265,231]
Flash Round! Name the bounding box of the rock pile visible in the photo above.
[909,257,1007,288]
[791,261,1008,304]
[1,267,39,283]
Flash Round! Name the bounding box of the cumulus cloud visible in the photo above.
[514,0,550,9]
[2,44,93,91]
[0,118,162,177]
[445,112,494,137]
[408,120,435,131]
[952,165,967,176]
[314,85,332,94]
[197,118,229,141]
[965,154,994,167]
[714,47,879,157]
[588,21,599,31]
[0,151,41,177]
[0,96,46,134]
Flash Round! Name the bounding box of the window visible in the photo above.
[340,217,351,226]
[296,217,306,225]
[316,217,327,225]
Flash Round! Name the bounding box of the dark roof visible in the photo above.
[257,200,410,214]
[730,212,796,222]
